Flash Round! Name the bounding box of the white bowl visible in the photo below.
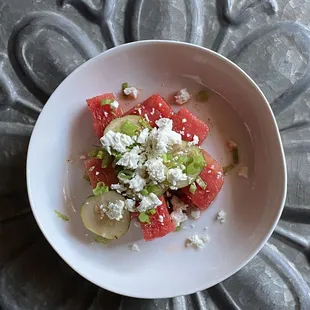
[27,41,286,298]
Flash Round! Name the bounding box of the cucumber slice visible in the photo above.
[104,115,143,135]
[169,142,206,188]
[81,191,131,240]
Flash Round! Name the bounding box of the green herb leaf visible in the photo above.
[147,208,156,215]
[122,82,129,91]
[118,169,135,180]
[101,98,114,106]
[101,152,112,168]
[93,182,109,196]
[96,150,104,159]
[138,212,150,223]
[189,182,197,194]
[198,90,208,101]
[88,149,99,157]
[95,236,110,244]
[175,225,181,232]
[55,210,69,221]
[120,120,140,136]
[140,188,149,196]
[196,176,207,190]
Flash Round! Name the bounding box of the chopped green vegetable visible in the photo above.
[93,182,109,196]
[223,164,234,175]
[138,212,150,223]
[189,182,197,194]
[145,184,163,196]
[175,225,181,232]
[196,176,207,190]
[198,90,208,101]
[96,150,104,159]
[140,188,149,196]
[88,149,99,157]
[94,236,110,244]
[186,162,202,176]
[162,153,173,163]
[101,153,112,168]
[118,169,134,180]
[120,120,140,136]
[147,208,156,215]
[139,118,151,129]
[232,147,239,165]
[101,98,114,106]
[122,82,129,91]
[55,210,69,221]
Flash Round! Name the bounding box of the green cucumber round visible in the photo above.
[104,115,143,135]
[81,191,131,240]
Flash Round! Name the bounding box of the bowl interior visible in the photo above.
[27,41,286,298]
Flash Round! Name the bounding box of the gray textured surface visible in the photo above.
[1,0,310,309]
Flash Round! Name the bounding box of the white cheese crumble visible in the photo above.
[145,157,166,183]
[167,168,188,187]
[88,166,95,172]
[127,174,147,192]
[137,128,149,144]
[158,215,164,223]
[137,193,162,212]
[182,118,187,123]
[238,166,248,178]
[101,130,135,154]
[124,199,136,212]
[124,87,139,99]
[105,200,125,221]
[110,183,127,193]
[110,100,119,110]
[190,209,201,220]
[171,195,188,211]
[116,146,141,169]
[130,243,140,252]
[170,208,188,227]
[189,135,199,146]
[174,88,191,105]
[186,234,209,249]
[148,118,182,154]
[217,210,226,223]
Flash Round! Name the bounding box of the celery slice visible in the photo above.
[55,210,69,221]
[120,120,140,136]
[93,182,109,196]
[189,183,197,194]
[118,170,134,180]
[196,176,207,190]
[138,212,150,223]
[101,98,114,106]
[122,82,129,91]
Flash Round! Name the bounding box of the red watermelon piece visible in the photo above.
[140,197,175,241]
[181,151,224,210]
[87,93,123,138]
[84,158,118,189]
[125,94,173,126]
[171,107,209,145]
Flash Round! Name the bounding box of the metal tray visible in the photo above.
[1,0,310,309]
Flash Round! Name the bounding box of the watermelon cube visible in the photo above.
[84,157,118,189]
[125,94,173,126]
[171,107,209,145]
[140,197,175,241]
[181,151,224,210]
[87,93,123,138]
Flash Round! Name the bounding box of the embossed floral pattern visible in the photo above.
[0,0,310,309]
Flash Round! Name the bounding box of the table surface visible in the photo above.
[1,0,310,309]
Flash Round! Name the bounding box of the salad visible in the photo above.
[80,88,224,244]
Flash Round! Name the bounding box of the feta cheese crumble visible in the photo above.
[217,210,226,223]
[106,200,125,221]
[145,157,166,183]
[137,193,162,212]
[158,215,164,223]
[110,183,127,193]
[170,208,188,227]
[186,234,209,249]
[174,88,191,105]
[137,128,149,144]
[110,100,119,110]
[167,168,188,187]
[116,146,141,169]
[127,174,147,192]
[130,243,140,252]
[101,130,135,154]
[123,87,139,99]
[238,166,248,178]
[190,209,201,220]
[189,135,199,146]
